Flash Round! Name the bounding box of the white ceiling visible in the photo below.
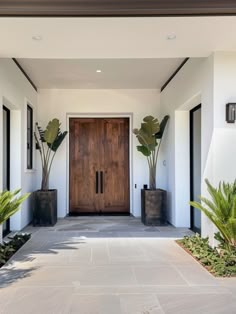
[3,16,236,89]
[1,17,236,59]
[17,58,184,89]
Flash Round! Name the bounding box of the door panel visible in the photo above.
[69,118,130,214]
[103,118,129,212]
[69,118,101,213]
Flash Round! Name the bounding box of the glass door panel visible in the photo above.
[2,106,10,236]
[190,105,201,233]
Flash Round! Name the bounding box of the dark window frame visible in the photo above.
[27,104,33,169]
[3,105,10,236]
[190,104,202,234]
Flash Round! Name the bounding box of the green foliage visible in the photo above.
[133,116,160,154]
[34,118,68,190]
[190,179,236,248]
[178,234,236,277]
[0,245,14,265]
[133,115,169,189]
[155,115,170,139]
[0,190,30,225]
[44,119,60,144]
[0,233,31,267]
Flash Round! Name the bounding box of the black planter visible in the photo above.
[33,189,57,226]
[141,189,167,226]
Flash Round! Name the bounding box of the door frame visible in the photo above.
[190,104,201,233]
[66,113,133,215]
[2,105,10,236]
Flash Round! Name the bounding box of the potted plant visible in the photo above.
[0,189,30,243]
[133,115,169,225]
[33,118,67,226]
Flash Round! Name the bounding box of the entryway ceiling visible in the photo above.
[2,16,236,89]
[16,58,184,89]
[1,17,236,59]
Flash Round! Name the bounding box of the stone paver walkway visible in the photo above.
[0,217,236,313]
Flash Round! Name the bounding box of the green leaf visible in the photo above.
[155,115,169,139]
[0,190,30,225]
[142,116,160,135]
[133,128,139,135]
[35,123,45,143]
[44,119,60,144]
[137,145,151,157]
[49,131,68,152]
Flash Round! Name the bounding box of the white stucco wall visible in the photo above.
[160,52,236,242]
[213,52,236,184]
[37,89,161,218]
[0,59,38,230]
[160,57,214,230]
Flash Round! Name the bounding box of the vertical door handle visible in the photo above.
[95,171,99,194]
[100,171,104,194]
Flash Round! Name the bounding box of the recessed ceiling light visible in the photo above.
[166,33,176,40]
[96,69,102,73]
[32,35,42,41]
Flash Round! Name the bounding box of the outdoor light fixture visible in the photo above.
[226,103,236,123]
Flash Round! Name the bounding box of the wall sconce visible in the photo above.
[226,103,236,123]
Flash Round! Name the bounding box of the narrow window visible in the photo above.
[27,105,33,169]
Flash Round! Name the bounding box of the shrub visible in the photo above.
[0,233,31,268]
[178,234,236,277]
[190,179,236,249]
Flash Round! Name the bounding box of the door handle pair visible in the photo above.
[95,171,104,194]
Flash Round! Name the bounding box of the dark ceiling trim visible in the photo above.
[161,58,189,92]
[12,59,37,92]
[2,1,236,17]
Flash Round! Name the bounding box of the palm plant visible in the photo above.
[34,118,68,190]
[133,115,169,190]
[190,179,236,248]
[0,189,30,243]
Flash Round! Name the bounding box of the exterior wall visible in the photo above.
[0,59,38,230]
[160,52,236,244]
[160,57,214,231]
[37,89,161,218]
[213,52,236,184]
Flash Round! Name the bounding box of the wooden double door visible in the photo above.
[69,118,130,214]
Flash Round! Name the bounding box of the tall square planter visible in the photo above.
[141,189,167,225]
[33,189,57,226]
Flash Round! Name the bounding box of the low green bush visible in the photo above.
[178,234,236,277]
[190,179,236,249]
[0,233,31,267]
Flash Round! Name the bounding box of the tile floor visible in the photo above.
[0,217,235,313]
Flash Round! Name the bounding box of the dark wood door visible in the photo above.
[69,118,129,214]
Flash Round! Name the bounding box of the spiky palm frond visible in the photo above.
[0,190,30,224]
[190,179,236,247]
[35,123,45,142]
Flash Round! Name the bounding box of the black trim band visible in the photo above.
[2,0,236,17]
[161,58,189,92]
[12,58,37,92]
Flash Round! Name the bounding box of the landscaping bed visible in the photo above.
[177,234,236,277]
[0,233,31,268]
